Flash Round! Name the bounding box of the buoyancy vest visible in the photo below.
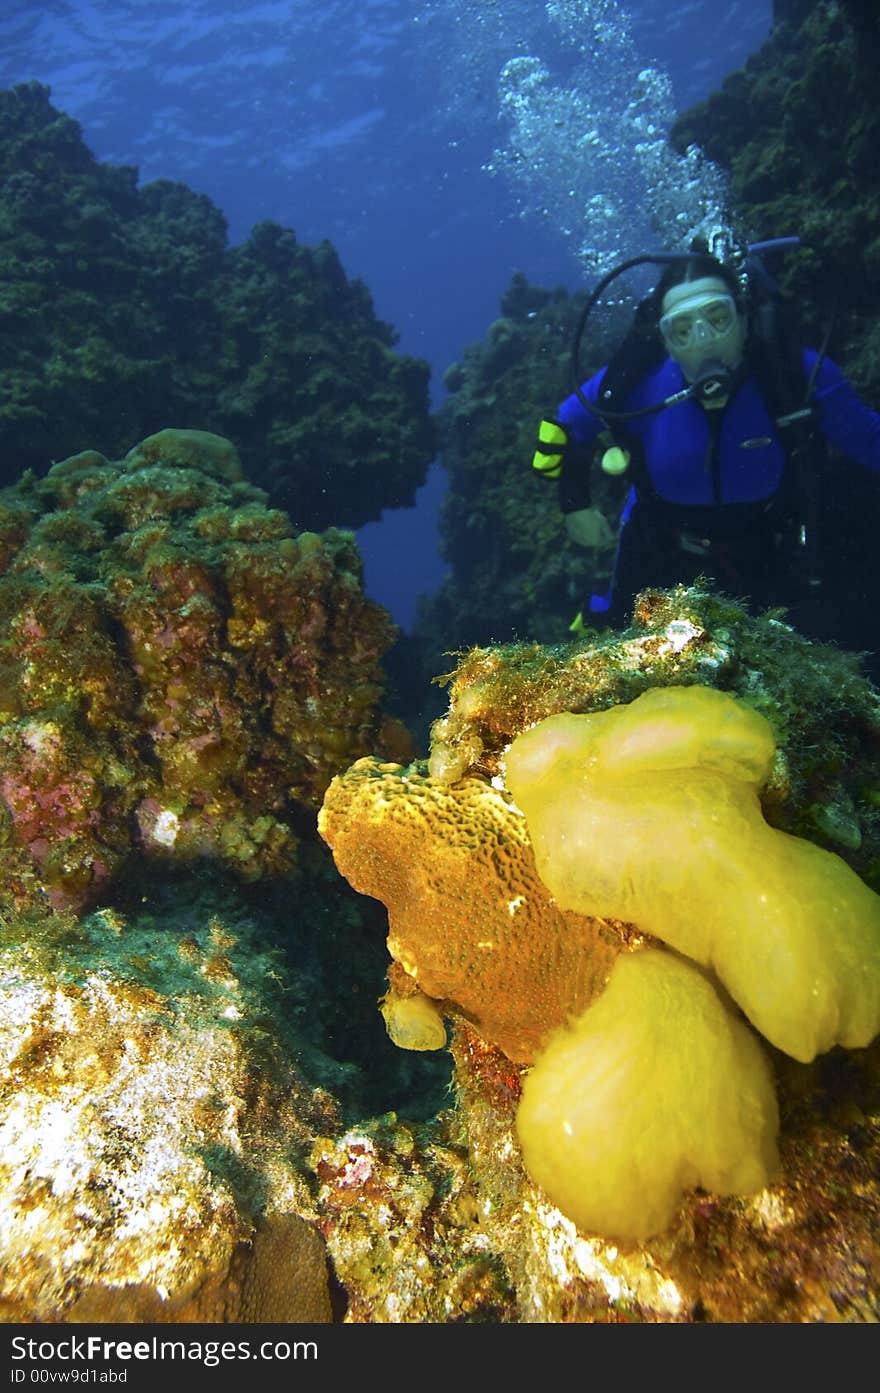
[594,310,825,571]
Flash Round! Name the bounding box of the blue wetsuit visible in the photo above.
[558,350,880,624]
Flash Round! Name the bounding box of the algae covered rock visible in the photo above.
[0,891,337,1323]
[4,577,880,1324]
[0,426,407,912]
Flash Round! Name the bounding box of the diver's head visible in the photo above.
[656,256,746,399]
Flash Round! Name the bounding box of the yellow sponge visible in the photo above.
[505,685,880,1062]
[379,986,447,1051]
[516,949,780,1241]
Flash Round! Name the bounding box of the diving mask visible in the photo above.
[659,276,746,386]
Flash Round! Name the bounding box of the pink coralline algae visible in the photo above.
[0,427,408,912]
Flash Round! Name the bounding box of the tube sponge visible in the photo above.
[516,949,780,1241]
[504,685,880,1062]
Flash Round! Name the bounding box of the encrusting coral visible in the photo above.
[0,426,409,912]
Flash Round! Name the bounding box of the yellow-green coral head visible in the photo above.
[505,684,880,1062]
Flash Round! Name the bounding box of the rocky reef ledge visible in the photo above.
[2,446,880,1321]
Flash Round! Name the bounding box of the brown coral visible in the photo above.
[236,1213,334,1324]
[318,757,644,1063]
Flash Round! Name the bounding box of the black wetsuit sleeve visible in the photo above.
[555,370,607,513]
[556,440,593,513]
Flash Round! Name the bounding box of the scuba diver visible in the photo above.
[532,236,880,635]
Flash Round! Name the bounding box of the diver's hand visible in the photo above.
[565,507,614,550]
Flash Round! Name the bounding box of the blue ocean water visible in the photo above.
[0,0,772,630]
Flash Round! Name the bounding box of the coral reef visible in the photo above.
[307,1111,515,1323]
[4,2,880,1321]
[505,684,880,1062]
[514,947,781,1243]
[0,426,407,913]
[0,82,434,530]
[318,585,880,1317]
[0,421,451,1326]
[442,1013,880,1322]
[4,578,880,1323]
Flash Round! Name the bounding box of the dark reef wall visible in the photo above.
[672,0,880,396]
[407,276,628,717]
[410,0,880,695]
[670,0,880,663]
[0,82,435,531]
